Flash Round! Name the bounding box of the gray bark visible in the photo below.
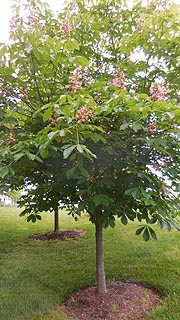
[54,205,59,232]
[95,221,107,294]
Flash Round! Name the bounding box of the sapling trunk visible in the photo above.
[54,204,59,232]
[95,221,107,294]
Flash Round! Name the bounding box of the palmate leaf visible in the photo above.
[26,214,37,223]
[92,194,112,207]
[136,225,157,241]
[124,187,139,198]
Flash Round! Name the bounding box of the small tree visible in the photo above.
[0,0,179,294]
[18,154,79,232]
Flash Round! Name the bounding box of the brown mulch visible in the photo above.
[31,230,85,241]
[61,281,162,320]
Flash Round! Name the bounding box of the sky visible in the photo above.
[0,0,65,42]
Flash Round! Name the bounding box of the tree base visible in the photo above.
[61,281,162,320]
[31,230,85,241]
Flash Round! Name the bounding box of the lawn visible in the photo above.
[0,207,180,320]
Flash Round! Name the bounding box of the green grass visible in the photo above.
[1,207,180,320]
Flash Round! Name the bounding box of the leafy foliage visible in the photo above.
[0,0,179,240]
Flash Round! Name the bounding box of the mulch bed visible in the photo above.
[31,230,85,241]
[61,281,162,320]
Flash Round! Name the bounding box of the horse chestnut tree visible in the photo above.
[0,0,179,294]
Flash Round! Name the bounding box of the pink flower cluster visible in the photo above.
[20,87,30,102]
[150,81,169,101]
[65,66,89,92]
[76,66,82,76]
[146,123,157,135]
[61,20,71,37]
[115,11,122,20]
[8,132,17,144]
[72,0,78,12]
[159,185,169,198]
[135,18,143,32]
[77,107,93,123]
[65,75,82,92]
[110,67,126,89]
[28,14,39,25]
[9,16,19,29]
[162,0,170,9]
[94,93,101,104]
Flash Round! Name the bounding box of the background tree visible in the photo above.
[0,0,179,294]
[18,153,79,232]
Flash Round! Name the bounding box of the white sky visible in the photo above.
[0,0,180,42]
[0,0,66,42]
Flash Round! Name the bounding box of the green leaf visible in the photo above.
[77,202,85,213]
[121,215,127,225]
[43,105,53,122]
[140,187,148,199]
[13,153,24,161]
[59,129,65,137]
[58,95,67,104]
[26,153,36,161]
[132,122,143,132]
[77,144,85,153]
[64,38,80,52]
[8,167,15,176]
[66,167,76,178]
[0,166,9,178]
[79,167,88,177]
[63,146,76,159]
[83,147,97,159]
[139,94,149,99]
[109,217,115,228]
[126,211,136,221]
[26,214,36,223]
[69,56,89,67]
[102,218,109,228]
[36,215,42,221]
[124,187,139,198]
[34,155,44,163]
[61,105,71,116]
[47,131,59,140]
[149,227,157,240]
[143,228,150,241]
[93,194,112,207]
[166,112,175,119]
[120,123,129,130]
[135,226,145,235]
[40,148,48,159]
[149,216,158,224]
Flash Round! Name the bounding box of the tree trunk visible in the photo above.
[54,205,59,232]
[95,221,107,294]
